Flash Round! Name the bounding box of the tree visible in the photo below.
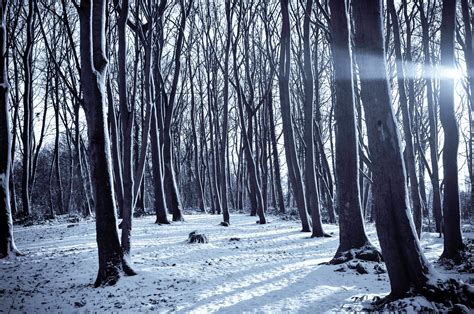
[459,0,474,221]
[439,0,464,262]
[279,0,311,232]
[78,0,136,287]
[114,0,135,257]
[302,0,327,238]
[387,0,424,237]
[0,0,20,258]
[160,0,191,222]
[219,0,231,224]
[232,1,266,225]
[329,0,380,263]
[21,0,34,217]
[418,0,443,234]
[352,0,470,302]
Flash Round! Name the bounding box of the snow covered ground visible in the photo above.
[0,213,471,313]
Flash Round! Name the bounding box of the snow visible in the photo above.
[0,173,6,191]
[0,213,471,313]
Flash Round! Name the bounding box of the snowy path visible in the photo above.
[0,213,470,313]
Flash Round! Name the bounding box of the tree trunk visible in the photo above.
[279,0,311,232]
[188,55,206,213]
[219,0,231,224]
[232,35,266,224]
[79,0,135,287]
[21,0,34,217]
[460,0,474,220]
[161,0,189,222]
[330,0,378,262]
[268,89,286,214]
[0,0,20,258]
[439,0,464,261]
[353,0,436,298]
[116,0,135,257]
[107,80,124,218]
[387,0,424,237]
[303,0,326,237]
[419,0,442,233]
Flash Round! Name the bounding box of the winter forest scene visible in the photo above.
[0,0,473,312]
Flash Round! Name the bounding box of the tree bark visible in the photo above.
[115,0,135,257]
[79,0,135,287]
[439,0,464,261]
[279,0,311,232]
[0,0,20,258]
[460,0,474,219]
[353,0,436,298]
[21,0,34,217]
[219,0,231,224]
[329,0,378,262]
[387,0,424,237]
[303,0,326,237]
[419,0,443,233]
[161,0,189,222]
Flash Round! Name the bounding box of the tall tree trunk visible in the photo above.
[388,0,424,237]
[0,0,20,258]
[188,55,205,213]
[353,0,436,298]
[107,80,124,218]
[419,0,442,233]
[79,0,135,287]
[330,0,379,262]
[460,0,474,218]
[268,89,285,213]
[145,18,169,224]
[21,0,34,217]
[279,0,311,232]
[161,0,189,222]
[219,0,231,224]
[232,33,266,224]
[303,0,326,237]
[439,0,464,261]
[116,0,135,257]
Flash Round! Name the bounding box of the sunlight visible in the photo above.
[436,66,463,80]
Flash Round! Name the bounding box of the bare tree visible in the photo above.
[279,0,311,232]
[20,0,34,217]
[439,0,464,262]
[329,0,380,263]
[302,0,327,237]
[0,0,21,258]
[387,0,424,237]
[353,0,438,300]
[418,0,443,233]
[78,0,136,286]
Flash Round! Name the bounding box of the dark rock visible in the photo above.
[74,300,86,308]
[374,264,386,274]
[355,263,368,274]
[187,231,208,243]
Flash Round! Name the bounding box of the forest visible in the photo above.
[0,0,473,312]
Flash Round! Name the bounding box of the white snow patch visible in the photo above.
[0,213,471,312]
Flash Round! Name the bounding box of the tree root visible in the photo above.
[329,244,383,265]
[94,264,121,288]
[311,232,332,238]
[94,256,137,288]
[438,240,473,273]
[371,278,474,311]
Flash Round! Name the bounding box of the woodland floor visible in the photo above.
[0,212,472,313]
